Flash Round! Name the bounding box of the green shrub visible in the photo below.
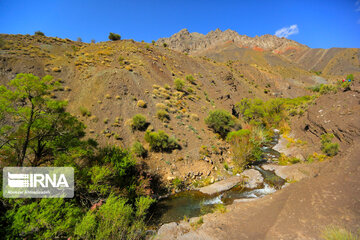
[346,74,354,81]
[34,31,45,36]
[172,177,183,190]
[79,107,91,117]
[75,194,154,240]
[226,129,262,169]
[131,141,147,158]
[321,133,339,156]
[319,84,338,94]
[186,75,196,84]
[205,109,235,138]
[163,43,168,47]
[321,226,358,240]
[131,114,148,131]
[156,109,170,122]
[144,130,179,152]
[108,32,121,41]
[174,78,185,91]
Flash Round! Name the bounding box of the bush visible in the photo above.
[79,107,91,117]
[321,133,339,156]
[321,226,358,240]
[144,130,179,152]
[227,129,262,169]
[174,78,185,91]
[137,100,147,108]
[186,75,196,84]
[131,114,148,131]
[319,84,338,94]
[34,31,45,36]
[205,109,234,138]
[156,109,170,122]
[132,141,147,158]
[108,32,121,41]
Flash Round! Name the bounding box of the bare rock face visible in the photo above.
[240,169,264,189]
[156,28,308,54]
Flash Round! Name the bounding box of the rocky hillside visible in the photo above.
[157,29,360,77]
[0,33,357,185]
[156,28,307,54]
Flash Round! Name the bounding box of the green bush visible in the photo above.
[108,32,121,41]
[131,114,148,131]
[319,84,338,94]
[79,106,91,117]
[227,129,262,169]
[34,31,45,36]
[185,74,196,84]
[75,194,154,240]
[144,130,179,152]
[321,133,339,156]
[174,78,185,91]
[132,141,147,158]
[156,109,170,122]
[321,226,358,240]
[205,109,235,138]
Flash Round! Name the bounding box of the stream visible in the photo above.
[149,130,285,226]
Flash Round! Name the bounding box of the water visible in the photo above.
[149,129,284,226]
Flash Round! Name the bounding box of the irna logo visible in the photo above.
[3,167,74,198]
[7,172,69,188]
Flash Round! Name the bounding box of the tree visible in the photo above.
[77,37,82,42]
[109,32,121,41]
[205,109,235,138]
[74,194,154,239]
[34,31,45,36]
[6,198,82,239]
[91,39,96,44]
[0,73,87,166]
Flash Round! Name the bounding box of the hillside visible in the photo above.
[157,29,360,78]
[0,33,335,184]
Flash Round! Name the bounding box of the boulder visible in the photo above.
[241,169,264,189]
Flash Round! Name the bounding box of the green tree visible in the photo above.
[34,31,45,36]
[74,194,154,240]
[205,109,235,138]
[0,73,87,166]
[109,32,121,41]
[6,198,82,239]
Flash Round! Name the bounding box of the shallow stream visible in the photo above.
[149,130,285,226]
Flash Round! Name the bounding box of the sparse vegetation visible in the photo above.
[321,133,339,156]
[321,226,359,240]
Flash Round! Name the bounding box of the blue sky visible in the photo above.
[0,0,360,48]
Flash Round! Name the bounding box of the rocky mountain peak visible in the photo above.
[157,28,308,54]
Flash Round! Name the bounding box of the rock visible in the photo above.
[241,169,264,189]
[262,164,307,181]
[199,176,242,195]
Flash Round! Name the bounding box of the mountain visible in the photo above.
[157,29,360,76]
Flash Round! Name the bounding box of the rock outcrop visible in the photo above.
[156,28,308,54]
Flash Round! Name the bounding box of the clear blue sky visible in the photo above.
[1,0,360,48]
